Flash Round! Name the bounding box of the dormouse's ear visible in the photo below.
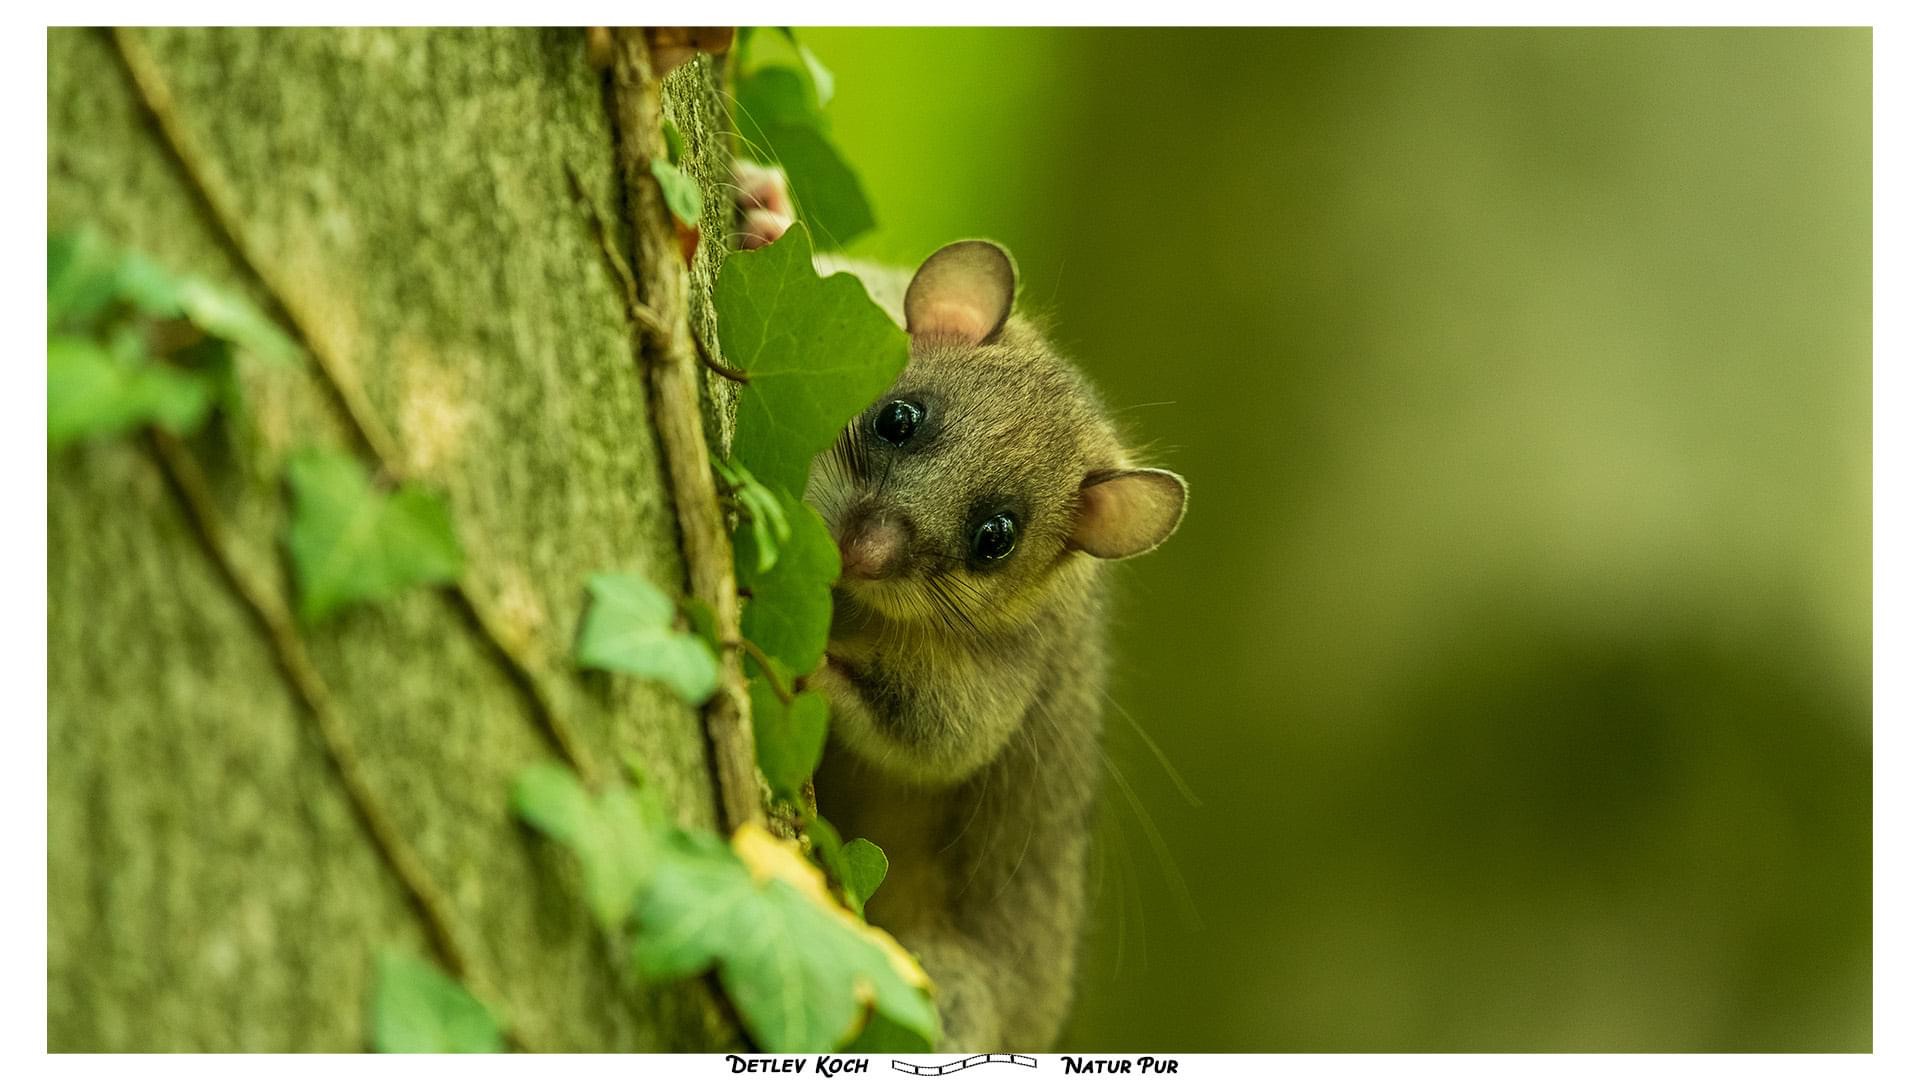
[904,240,1017,345]
[1069,468,1189,560]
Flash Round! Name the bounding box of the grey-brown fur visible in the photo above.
[804,248,1182,1050]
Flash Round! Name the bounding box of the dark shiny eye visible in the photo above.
[971,513,1018,562]
[872,399,924,446]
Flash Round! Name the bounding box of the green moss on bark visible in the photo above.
[48,27,739,1051]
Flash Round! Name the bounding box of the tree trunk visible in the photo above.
[48,27,740,1051]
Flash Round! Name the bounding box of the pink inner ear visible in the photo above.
[1071,469,1188,560]
[1074,482,1127,549]
[913,299,999,344]
[905,240,1016,346]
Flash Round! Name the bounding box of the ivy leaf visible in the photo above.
[650,159,703,228]
[804,817,886,918]
[661,117,687,165]
[632,824,938,1052]
[575,573,720,705]
[49,228,185,326]
[283,449,465,622]
[741,486,790,575]
[512,763,661,928]
[840,1009,929,1053]
[734,67,875,250]
[369,950,502,1053]
[735,487,840,677]
[512,765,940,1052]
[716,225,908,496]
[112,250,187,319]
[780,29,837,108]
[48,334,214,448]
[762,125,875,252]
[749,677,828,802]
[175,277,300,365]
[716,456,791,574]
[47,229,124,327]
[48,229,298,365]
[840,839,889,913]
[736,64,816,130]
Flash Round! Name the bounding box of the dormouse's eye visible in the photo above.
[971,513,1018,563]
[873,400,924,446]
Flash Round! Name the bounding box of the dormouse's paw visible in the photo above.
[732,159,795,249]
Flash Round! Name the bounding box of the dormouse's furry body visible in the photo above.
[801,243,1188,1051]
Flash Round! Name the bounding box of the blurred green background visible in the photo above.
[799,28,1870,1050]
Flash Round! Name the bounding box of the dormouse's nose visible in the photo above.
[838,508,911,581]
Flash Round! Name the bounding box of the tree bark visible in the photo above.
[48,27,740,1051]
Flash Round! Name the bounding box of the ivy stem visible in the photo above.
[604,28,765,833]
[146,429,526,1052]
[735,638,795,706]
[110,26,599,789]
[566,162,748,385]
[694,334,750,384]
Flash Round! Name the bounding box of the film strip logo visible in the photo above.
[891,1055,1039,1075]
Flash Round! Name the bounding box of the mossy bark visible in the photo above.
[48,27,740,1051]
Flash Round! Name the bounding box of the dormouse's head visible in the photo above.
[808,239,1188,647]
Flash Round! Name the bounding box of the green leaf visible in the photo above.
[283,449,465,622]
[785,32,837,108]
[762,124,875,251]
[840,839,889,913]
[48,229,297,455]
[716,225,908,496]
[513,763,661,928]
[736,65,817,131]
[49,230,296,368]
[48,229,125,327]
[733,67,875,250]
[628,828,762,981]
[742,490,789,575]
[650,158,703,228]
[661,117,687,165]
[750,679,828,802]
[840,1008,930,1053]
[630,826,939,1052]
[735,487,841,677]
[748,28,836,110]
[114,251,187,319]
[47,334,214,448]
[511,764,940,1052]
[370,950,502,1053]
[575,572,720,705]
[805,818,886,918]
[176,277,300,365]
[717,456,792,574]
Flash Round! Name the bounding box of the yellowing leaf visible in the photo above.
[732,824,930,995]
[514,764,939,1053]
[636,827,940,1050]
